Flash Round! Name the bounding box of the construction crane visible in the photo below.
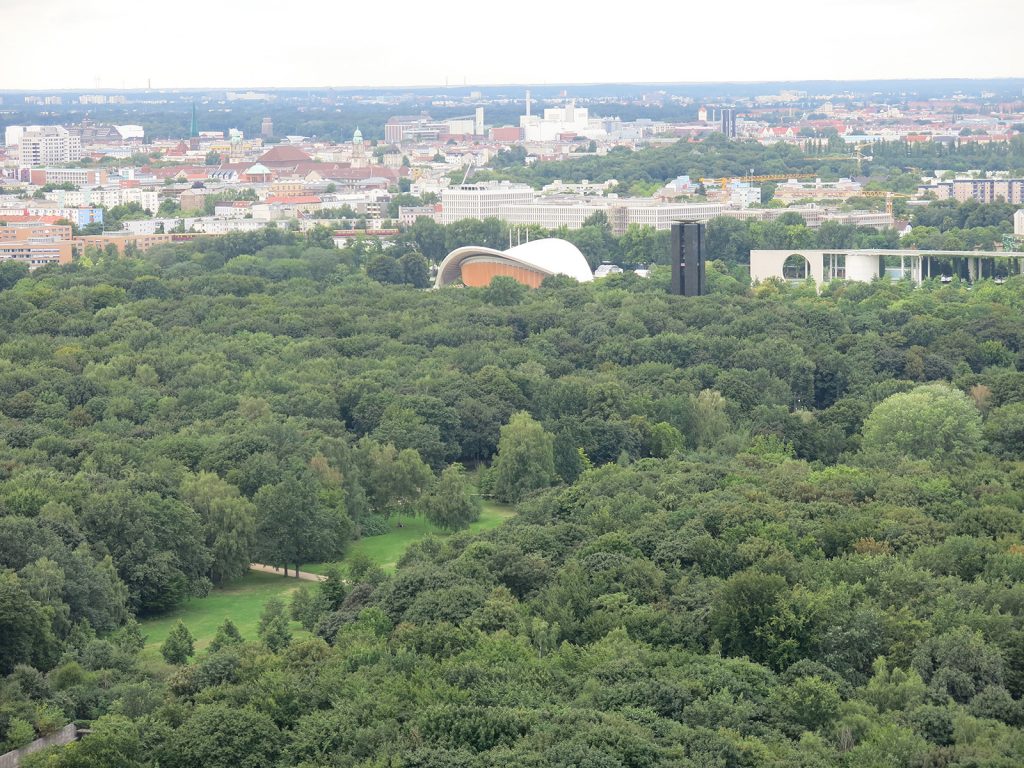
[460,159,475,186]
[852,190,913,217]
[699,173,817,190]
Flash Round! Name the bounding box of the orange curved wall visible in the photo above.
[460,261,546,288]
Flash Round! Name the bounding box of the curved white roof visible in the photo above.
[435,238,594,288]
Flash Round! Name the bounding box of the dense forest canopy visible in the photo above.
[1,230,1023,766]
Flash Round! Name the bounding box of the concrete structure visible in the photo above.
[721,108,737,138]
[721,205,892,229]
[17,126,82,167]
[0,222,72,241]
[74,233,199,255]
[28,168,108,186]
[440,183,535,224]
[924,178,1024,205]
[520,101,607,142]
[384,116,450,143]
[751,248,1024,287]
[44,187,157,211]
[261,117,274,139]
[435,238,593,288]
[0,204,103,228]
[1014,209,1024,235]
[0,239,73,268]
[440,183,724,234]
[0,723,78,768]
[773,177,863,202]
[670,222,708,296]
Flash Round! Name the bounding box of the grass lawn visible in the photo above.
[138,501,515,667]
[139,571,312,667]
[305,501,515,575]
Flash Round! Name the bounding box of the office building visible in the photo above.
[440,183,535,224]
[18,126,82,167]
[751,248,1024,287]
[721,108,737,139]
[261,117,274,139]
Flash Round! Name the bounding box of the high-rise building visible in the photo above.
[17,126,82,167]
[670,222,707,296]
[261,117,274,139]
[720,108,737,139]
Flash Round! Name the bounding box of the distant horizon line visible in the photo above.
[2,76,1024,94]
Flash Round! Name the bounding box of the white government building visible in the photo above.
[439,183,725,234]
[751,249,1024,287]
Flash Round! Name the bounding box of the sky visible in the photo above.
[1,0,1021,90]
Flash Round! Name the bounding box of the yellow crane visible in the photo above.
[852,190,913,217]
[699,173,818,190]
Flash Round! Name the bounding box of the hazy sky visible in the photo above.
[2,0,1021,90]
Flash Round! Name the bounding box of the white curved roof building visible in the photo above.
[435,238,594,288]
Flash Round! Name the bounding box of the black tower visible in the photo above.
[670,221,707,296]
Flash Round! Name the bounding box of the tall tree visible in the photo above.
[254,473,350,576]
[491,412,557,503]
[422,464,481,531]
[162,620,194,665]
[181,472,257,585]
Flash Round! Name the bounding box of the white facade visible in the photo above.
[519,102,608,141]
[4,126,25,148]
[45,187,158,211]
[1015,209,1024,235]
[439,183,535,224]
[18,126,82,167]
[440,185,725,234]
[730,185,762,208]
[751,248,1024,287]
[751,250,883,286]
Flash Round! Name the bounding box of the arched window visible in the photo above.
[783,254,811,281]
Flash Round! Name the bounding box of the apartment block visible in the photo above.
[18,126,83,167]
[29,168,108,186]
[928,179,1024,205]
[0,240,73,268]
[0,222,73,241]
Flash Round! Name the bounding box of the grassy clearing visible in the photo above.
[139,571,312,667]
[138,501,515,666]
[305,501,515,575]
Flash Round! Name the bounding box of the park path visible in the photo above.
[249,563,326,582]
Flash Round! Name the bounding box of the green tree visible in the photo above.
[254,474,350,576]
[984,402,1024,459]
[399,251,431,288]
[257,596,292,652]
[860,383,982,466]
[648,421,684,458]
[0,571,59,673]
[481,276,527,306]
[162,703,282,768]
[491,412,557,503]
[208,618,243,653]
[305,224,335,249]
[422,464,481,531]
[161,620,194,665]
[180,472,256,585]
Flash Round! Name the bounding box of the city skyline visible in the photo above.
[2,0,1020,90]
